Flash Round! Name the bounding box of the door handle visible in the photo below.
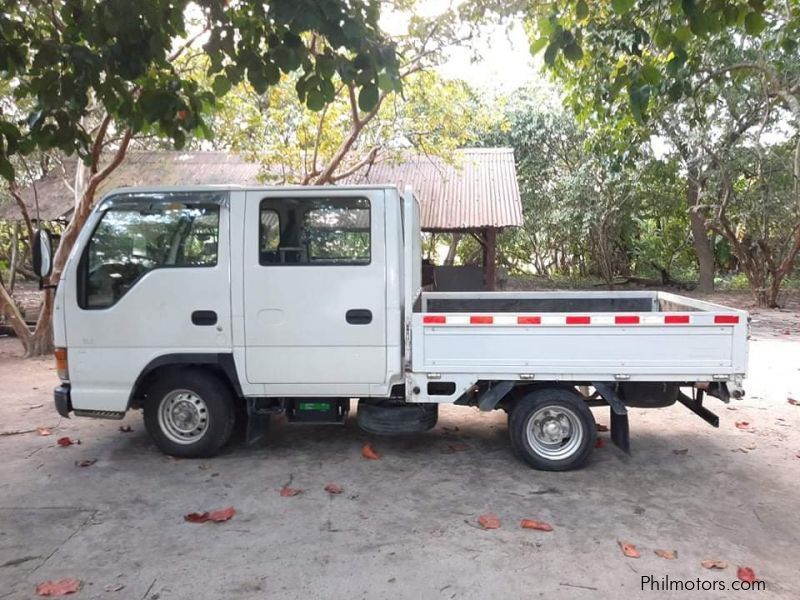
[346,309,372,325]
[191,310,218,326]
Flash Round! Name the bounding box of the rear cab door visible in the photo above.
[241,187,388,396]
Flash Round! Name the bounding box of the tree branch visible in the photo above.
[330,147,381,182]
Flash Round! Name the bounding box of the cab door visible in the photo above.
[242,189,387,395]
[62,191,232,412]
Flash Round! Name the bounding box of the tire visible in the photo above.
[143,369,235,458]
[357,400,438,435]
[508,388,596,471]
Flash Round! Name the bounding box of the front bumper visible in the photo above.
[54,384,72,418]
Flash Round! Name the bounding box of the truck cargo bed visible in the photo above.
[411,291,748,382]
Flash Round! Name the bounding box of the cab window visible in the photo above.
[79,201,220,309]
[258,197,370,265]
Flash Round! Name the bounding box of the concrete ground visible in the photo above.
[1,300,799,599]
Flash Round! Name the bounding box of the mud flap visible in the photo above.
[592,383,631,455]
[246,398,272,445]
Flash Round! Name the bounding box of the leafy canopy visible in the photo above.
[0,0,400,180]
[527,0,780,127]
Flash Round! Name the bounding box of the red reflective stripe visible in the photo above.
[714,315,739,324]
[517,315,542,325]
[470,315,493,324]
[665,315,690,324]
[423,315,446,324]
[566,316,591,325]
[615,315,640,325]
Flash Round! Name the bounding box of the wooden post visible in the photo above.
[483,227,497,291]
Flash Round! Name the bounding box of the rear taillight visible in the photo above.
[55,347,69,381]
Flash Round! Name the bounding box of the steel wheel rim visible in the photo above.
[525,405,583,460]
[158,389,209,445]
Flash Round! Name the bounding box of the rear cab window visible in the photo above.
[258,197,370,265]
[79,192,224,309]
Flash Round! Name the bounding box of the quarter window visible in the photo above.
[80,200,220,309]
[258,197,370,265]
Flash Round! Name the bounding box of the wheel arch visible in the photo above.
[128,353,243,410]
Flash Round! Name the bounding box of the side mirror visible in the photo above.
[32,228,54,280]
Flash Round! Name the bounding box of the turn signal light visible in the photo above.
[54,347,69,381]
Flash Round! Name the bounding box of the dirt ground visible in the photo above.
[1,292,799,599]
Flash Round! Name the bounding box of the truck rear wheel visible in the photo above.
[509,388,596,471]
[143,369,235,458]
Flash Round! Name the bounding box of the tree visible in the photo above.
[523,0,799,303]
[207,70,486,184]
[481,87,689,284]
[0,0,399,355]
[202,3,485,184]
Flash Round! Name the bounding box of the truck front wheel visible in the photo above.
[143,369,235,458]
[509,388,596,471]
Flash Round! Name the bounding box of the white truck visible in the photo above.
[37,185,749,471]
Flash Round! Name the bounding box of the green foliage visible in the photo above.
[525,0,785,129]
[481,87,693,282]
[205,69,488,183]
[0,0,399,180]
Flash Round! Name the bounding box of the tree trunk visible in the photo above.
[687,175,715,293]
[28,291,54,355]
[0,281,32,353]
[9,222,19,292]
[444,233,461,266]
[28,192,90,356]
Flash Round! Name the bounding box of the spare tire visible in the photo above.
[357,400,438,435]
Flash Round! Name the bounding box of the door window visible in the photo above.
[80,200,220,309]
[258,197,370,265]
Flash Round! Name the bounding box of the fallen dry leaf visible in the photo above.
[118,425,133,433]
[441,442,469,454]
[520,519,553,532]
[279,486,302,497]
[735,421,750,430]
[184,506,236,523]
[788,397,798,406]
[595,438,606,449]
[361,443,381,460]
[672,448,689,455]
[737,566,756,583]
[184,512,210,523]
[208,506,235,522]
[618,541,640,558]
[75,459,96,467]
[654,549,678,560]
[324,483,343,495]
[596,423,609,432]
[56,437,75,447]
[37,427,52,436]
[35,578,80,596]
[478,514,501,530]
[701,559,728,570]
